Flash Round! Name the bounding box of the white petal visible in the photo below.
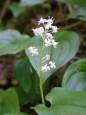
[44,23,52,30]
[46,33,53,39]
[38,18,47,25]
[51,26,59,33]
[32,27,44,36]
[47,17,53,25]
[44,39,52,47]
[28,46,39,56]
[41,64,50,72]
[52,40,58,48]
[49,61,56,69]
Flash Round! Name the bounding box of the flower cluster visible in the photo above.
[28,17,58,73]
[32,17,59,48]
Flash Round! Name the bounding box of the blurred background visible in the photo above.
[0,0,86,114]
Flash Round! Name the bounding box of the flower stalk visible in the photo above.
[39,74,45,105]
[27,16,59,105]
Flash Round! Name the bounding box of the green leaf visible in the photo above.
[62,59,86,91]
[25,31,80,83]
[14,58,40,104]
[15,86,30,105]
[20,0,45,6]
[0,23,5,31]
[9,3,26,17]
[4,113,28,115]
[67,8,86,21]
[0,90,4,114]
[0,88,20,115]
[58,0,86,7]
[35,87,86,115]
[0,29,30,56]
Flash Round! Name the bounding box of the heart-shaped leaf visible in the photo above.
[35,87,86,115]
[14,58,40,104]
[62,59,86,91]
[0,29,30,56]
[25,31,80,83]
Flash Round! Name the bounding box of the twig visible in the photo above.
[60,21,82,31]
[0,0,11,23]
[67,4,73,13]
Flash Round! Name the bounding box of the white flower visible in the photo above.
[44,23,52,30]
[44,39,52,47]
[46,33,53,39]
[49,61,56,69]
[41,61,56,72]
[28,46,39,56]
[52,39,58,48]
[51,26,58,33]
[38,18,47,25]
[32,27,44,36]
[44,17,53,30]
[44,38,58,48]
[42,54,50,62]
[38,17,54,30]
[41,64,50,72]
[47,17,53,25]
[38,17,53,25]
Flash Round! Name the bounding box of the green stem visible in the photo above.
[39,76,45,105]
[39,39,45,105]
